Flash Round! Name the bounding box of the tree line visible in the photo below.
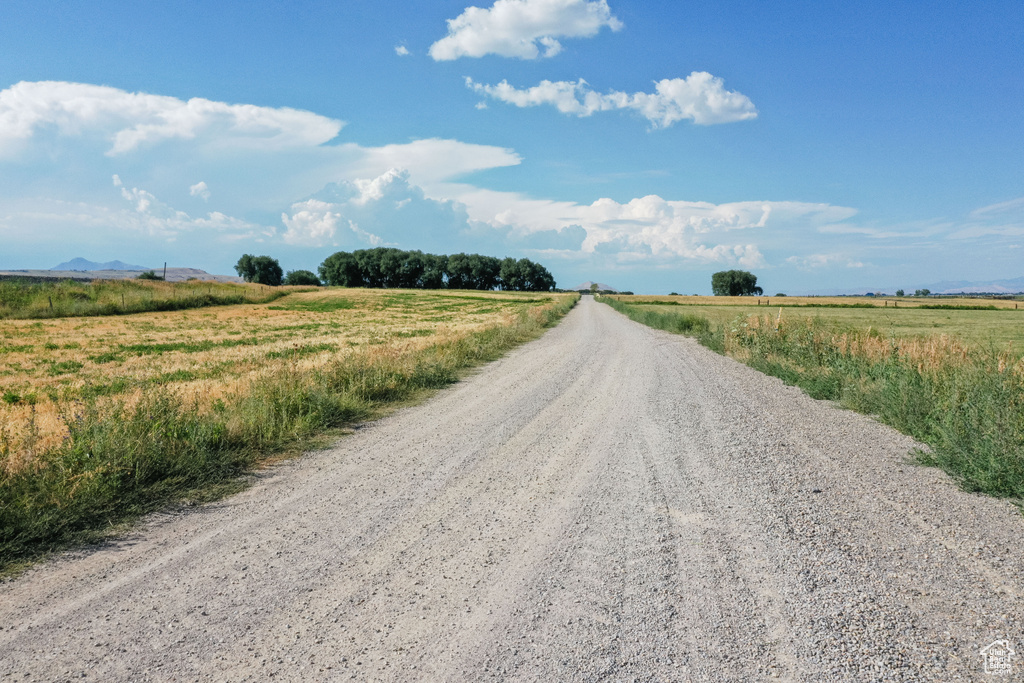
[235,248,556,292]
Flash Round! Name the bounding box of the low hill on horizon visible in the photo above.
[52,257,151,271]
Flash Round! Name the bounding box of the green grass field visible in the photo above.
[601,295,1024,507]
[629,303,1024,349]
[0,278,297,319]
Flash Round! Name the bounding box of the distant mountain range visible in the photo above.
[921,276,1024,294]
[51,257,151,271]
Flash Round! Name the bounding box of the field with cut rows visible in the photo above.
[0,287,577,569]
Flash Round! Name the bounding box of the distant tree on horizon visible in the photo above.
[711,270,760,296]
[317,248,555,291]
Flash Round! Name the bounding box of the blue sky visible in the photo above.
[1,0,1022,294]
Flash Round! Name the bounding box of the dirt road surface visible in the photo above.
[2,297,1022,681]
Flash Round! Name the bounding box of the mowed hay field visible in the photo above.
[0,288,577,569]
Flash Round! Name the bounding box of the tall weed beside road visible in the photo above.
[599,296,1024,503]
[0,293,578,572]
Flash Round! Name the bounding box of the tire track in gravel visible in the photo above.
[1,296,1022,682]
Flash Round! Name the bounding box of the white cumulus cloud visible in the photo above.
[189,181,211,200]
[299,169,482,252]
[282,199,343,246]
[0,81,342,157]
[467,71,757,126]
[395,45,410,56]
[429,0,622,61]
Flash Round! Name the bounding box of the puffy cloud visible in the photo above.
[282,199,342,246]
[438,185,857,266]
[468,71,757,126]
[109,175,270,240]
[0,80,342,157]
[394,45,410,56]
[289,169,483,252]
[429,0,622,61]
[189,181,211,200]
[573,195,773,264]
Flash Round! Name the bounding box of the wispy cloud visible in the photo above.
[467,72,757,126]
[0,81,342,157]
[110,175,270,240]
[430,0,622,61]
[968,196,1024,218]
[786,253,866,270]
[394,45,410,56]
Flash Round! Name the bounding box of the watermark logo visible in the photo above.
[981,640,1016,676]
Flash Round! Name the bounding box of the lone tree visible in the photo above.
[235,254,283,286]
[711,270,762,296]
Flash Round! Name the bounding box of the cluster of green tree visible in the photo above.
[233,257,322,287]
[711,270,763,296]
[234,255,286,286]
[234,249,556,291]
[319,249,555,291]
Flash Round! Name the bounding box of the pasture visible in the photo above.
[618,295,1024,348]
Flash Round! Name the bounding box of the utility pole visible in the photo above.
[163,262,167,280]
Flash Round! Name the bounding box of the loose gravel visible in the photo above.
[1,296,1021,681]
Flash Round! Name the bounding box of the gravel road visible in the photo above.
[2,296,1022,681]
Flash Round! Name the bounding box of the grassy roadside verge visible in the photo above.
[0,279,300,319]
[0,294,578,574]
[599,295,1024,505]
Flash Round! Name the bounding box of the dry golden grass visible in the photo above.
[0,288,562,466]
